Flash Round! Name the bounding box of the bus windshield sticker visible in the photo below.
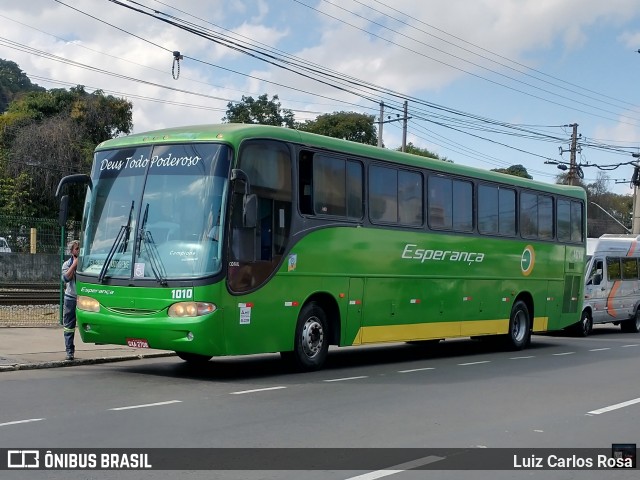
[239,306,251,324]
[134,262,145,277]
[100,153,202,173]
[288,254,297,272]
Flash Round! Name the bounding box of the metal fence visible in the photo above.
[0,215,80,326]
[0,215,81,254]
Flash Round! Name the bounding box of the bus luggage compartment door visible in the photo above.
[345,278,364,345]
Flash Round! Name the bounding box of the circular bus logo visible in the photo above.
[521,245,535,276]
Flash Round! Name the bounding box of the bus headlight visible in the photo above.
[77,295,100,312]
[168,302,216,317]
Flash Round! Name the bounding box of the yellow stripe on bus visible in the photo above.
[531,316,548,331]
[355,317,549,344]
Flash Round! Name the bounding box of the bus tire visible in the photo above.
[287,302,329,371]
[621,309,640,333]
[571,311,592,337]
[505,300,531,350]
[176,352,212,364]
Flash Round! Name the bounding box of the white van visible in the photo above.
[0,237,10,253]
[576,234,640,336]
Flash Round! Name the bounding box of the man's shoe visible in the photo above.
[65,355,74,361]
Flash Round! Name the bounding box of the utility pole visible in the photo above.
[558,123,579,185]
[377,101,409,149]
[402,100,408,152]
[569,123,578,185]
[377,102,384,148]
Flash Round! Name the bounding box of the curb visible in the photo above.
[0,352,176,372]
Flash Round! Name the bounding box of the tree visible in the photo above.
[555,170,587,188]
[298,111,378,146]
[0,59,45,113]
[492,164,533,179]
[399,142,452,162]
[583,172,632,236]
[223,94,294,127]
[0,84,133,217]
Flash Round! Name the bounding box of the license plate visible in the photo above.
[127,338,149,348]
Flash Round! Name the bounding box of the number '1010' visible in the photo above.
[171,289,193,299]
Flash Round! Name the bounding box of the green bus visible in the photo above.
[57,123,586,371]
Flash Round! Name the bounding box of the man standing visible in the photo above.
[61,240,79,361]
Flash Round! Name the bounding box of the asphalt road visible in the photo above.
[1,325,639,480]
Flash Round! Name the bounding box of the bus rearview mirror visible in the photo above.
[59,195,69,227]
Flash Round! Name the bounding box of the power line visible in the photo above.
[366,0,638,111]
[293,0,640,125]
[4,0,638,184]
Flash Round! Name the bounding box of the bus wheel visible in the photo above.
[176,352,212,364]
[505,300,531,350]
[571,311,592,337]
[287,302,329,371]
[621,309,640,333]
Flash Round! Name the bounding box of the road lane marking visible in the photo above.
[552,352,575,356]
[110,400,182,411]
[344,455,444,480]
[458,361,490,366]
[589,348,610,352]
[587,397,640,415]
[622,344,639,348]
[323,376,368,382]
[398,367,435,373]
[0,418,44,427]
[229,386,287,395]
[510,356,535,359]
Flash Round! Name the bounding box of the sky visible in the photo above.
[2,0,640,195]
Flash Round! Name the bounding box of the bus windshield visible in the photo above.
[79,143,231,280]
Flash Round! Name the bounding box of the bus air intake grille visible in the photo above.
[106,307,161,316]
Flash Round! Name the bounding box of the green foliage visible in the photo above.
[491,164,533,179]
[298,111,378,146]
[0,173,37,217]
[0,59,45,113]
[6,86,132,140]
[223,94,294,127]
[400,142,451,162]
[0,61,133,218]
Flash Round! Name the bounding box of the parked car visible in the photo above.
[0,237,11,253]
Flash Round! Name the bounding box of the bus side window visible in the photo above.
[299,152,313,215]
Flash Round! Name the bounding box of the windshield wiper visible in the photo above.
[135,203,168,286]
[135,203,149,258]
[98,200,134,283]
[140,230,168,286]
[121,200,135,254]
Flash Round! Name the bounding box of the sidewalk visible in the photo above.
[0,326,175,372]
